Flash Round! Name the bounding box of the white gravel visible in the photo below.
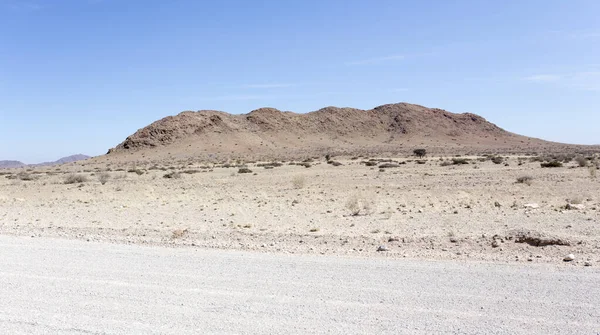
[1,235,599,334]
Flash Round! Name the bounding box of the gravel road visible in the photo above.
[1,235,598,334]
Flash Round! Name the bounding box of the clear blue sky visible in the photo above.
[1,0,599,163]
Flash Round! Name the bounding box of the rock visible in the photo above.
[565,204,585,210]
[523,203,539,209]
[584,261,592,267]
[449,237,458,243]
[388,237,399,242]
[511,230,570,247]
[376,245,389,252]
[491,240,500,248]
[494,201,501,208]
[563,254,575,262]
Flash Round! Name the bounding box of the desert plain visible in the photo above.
[1,153,599,266]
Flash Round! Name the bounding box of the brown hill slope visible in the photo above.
[107,103,591,161]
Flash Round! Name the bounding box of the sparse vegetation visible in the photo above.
[491,156,503,164]
[346,194,373,216]
[540,161,562,168]
[127,168,144,175]
[292,175,306,189]
[17,172,36,181]
[163,171,181,179]
[451,158,470,165]
[575,156,588,167]
[171,228,188,239]
[98,172,110,185]
[238,167,253,174]
[413,149,426,158]
[64,174,88,184]
[516,175,534,185]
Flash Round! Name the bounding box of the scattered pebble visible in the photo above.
[376,245,389,252]
[563,254,575,262]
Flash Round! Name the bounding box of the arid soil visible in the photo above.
[1,154,598,266]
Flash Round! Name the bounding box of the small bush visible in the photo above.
[292,175,306,189]
[17,172,37,181]
[127,168,144,175]
[413,149,426,158]
[574,156,588,167]
[329,161,343,166]
[182,169,200,174]
[163,171,181,179]
[379,163,400,168]
[98,172,110,185]
[541,161,562,168]
[516,175,534,185]
[491,156,503,164]
[238,168,253,174]
[451,158,470,165]
[346,194,373,216]
[64,174,88,184]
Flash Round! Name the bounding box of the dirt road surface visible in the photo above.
[0,235,598,334]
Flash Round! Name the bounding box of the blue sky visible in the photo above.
[1,0,599,163]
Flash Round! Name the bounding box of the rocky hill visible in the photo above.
[107,102,592,161]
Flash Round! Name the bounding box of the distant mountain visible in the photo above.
[33,154,91,167]
[52,154,91,165]
[0,154,90,169]
[0,160,26,169]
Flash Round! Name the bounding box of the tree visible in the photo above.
[413,149,426,158]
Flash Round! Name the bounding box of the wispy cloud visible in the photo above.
[242,83,294,89]
[345,55,405,66]
[523,74,561,82]
[568,30,600,39]
[7,1,43,11]
[523,71,600,91]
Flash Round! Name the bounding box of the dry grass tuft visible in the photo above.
[516,175,534,185]
[346,194,374,216]
[292,175,306,189]
[171,228,188,239]
[64,174,88,184]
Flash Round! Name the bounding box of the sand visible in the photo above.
[1,155,598,266]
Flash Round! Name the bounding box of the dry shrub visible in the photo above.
[163,171,181,179]
[292,175,306,189]
[540,161,562,168]
[98,172,110,185]
[589,164,597,179]
[574,156,588,167]
[516,175,534,185]
[64,174,88,184]
[17,172,37,181]
[171,228,188,239]
[346,194,373,216]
